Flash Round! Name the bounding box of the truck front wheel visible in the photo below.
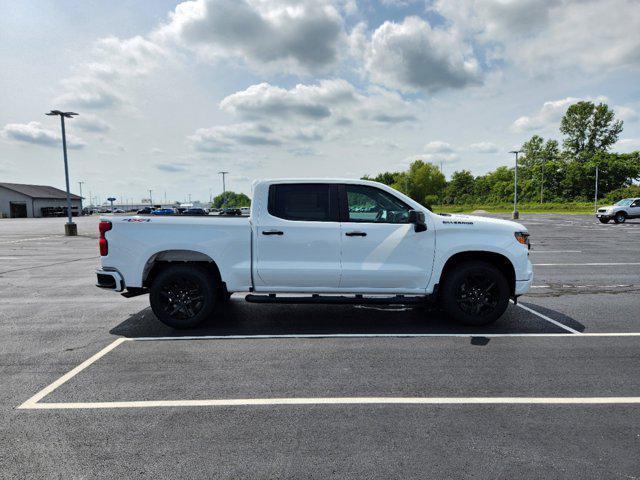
[150,264,217,329]
[441,261,510,326]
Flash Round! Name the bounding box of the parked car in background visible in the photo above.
[137,207,154,215]
[596,198,640,223]
[113,209,125,214]
[151,208,176,216]
[240,207,250,215]
[220,207,242,216]
[183,208,207,216]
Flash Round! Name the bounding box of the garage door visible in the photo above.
[10,202,27,218]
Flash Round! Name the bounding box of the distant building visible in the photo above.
[0,182,82,218]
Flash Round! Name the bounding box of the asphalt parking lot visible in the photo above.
[1,214,639,479]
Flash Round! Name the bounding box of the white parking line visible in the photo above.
[534,262,640,266]
[17,332,640,411]
[531,284,635,289]
[20,396,640,409]
[513,302,581,334]
[530,250,582,253]
[18,338,127,410]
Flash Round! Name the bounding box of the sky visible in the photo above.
[1,0,639,205]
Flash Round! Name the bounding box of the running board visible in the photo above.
[245,294,430,305]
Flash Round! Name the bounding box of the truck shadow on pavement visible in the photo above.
[110,297,584,339]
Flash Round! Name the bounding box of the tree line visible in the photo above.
[363,101,640,208]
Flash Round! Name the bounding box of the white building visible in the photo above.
[0,182,83,218]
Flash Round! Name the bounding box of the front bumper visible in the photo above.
[96,268,125,292]
[596,212,612,219]
[515,257,534,296]
[515,276,533,295]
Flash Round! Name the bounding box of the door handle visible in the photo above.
[345,231,367,237]
[262,230,284,236]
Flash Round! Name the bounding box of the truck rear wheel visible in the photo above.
[150,264,217,329]
[441,261,510,326]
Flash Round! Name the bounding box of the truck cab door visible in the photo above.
[338,184,435,292]
[254,183,341,291]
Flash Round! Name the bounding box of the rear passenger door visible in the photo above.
[629,199,640,218]
[254,183,342,291]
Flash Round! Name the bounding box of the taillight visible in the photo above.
[99,221,112,256]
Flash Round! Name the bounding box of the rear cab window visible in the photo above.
[268,184,338,222]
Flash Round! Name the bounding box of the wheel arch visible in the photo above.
[438,251,516,297]
[142,249,225,294]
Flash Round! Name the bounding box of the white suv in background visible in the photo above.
[596,198,640,224]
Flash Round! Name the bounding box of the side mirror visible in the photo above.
[408,210,427,232]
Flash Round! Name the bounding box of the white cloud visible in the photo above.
[155,0,345,73]
[75,114,112,133]
[616,106,638,123]
[189,123,283,152]
[432,0,640,74]
[361,16,481,93]
[511,96,616,133]
[54,36,167,111]
[219,79,418,127]
[617,138,640,152]
[156,163,190,172]
[424,141,454,153]
[1,122,86,149]
[468,141,498,153]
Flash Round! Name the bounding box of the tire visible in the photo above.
[613,212,626,224]
[598,217,610,224]
[440,261,510,326]
[149,264,217,329]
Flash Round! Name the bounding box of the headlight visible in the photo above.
[514,231,530,249]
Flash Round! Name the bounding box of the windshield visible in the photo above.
[615,199,633,206]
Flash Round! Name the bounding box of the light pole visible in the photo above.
[78,181,84,214]
[149,189,153,206]
[540,160,544,204]
[510,150,523,219]
[594,164,599,212]
[218,171,228,207]
[46,110,78,235]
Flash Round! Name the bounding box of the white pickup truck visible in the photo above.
[96,179,533,328]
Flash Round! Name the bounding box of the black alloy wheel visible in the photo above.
[441,261,510,326]
[455,274,500,317]
[159,276,205,320]
[150,264,217,328]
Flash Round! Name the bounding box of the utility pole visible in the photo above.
[540,160,544,204]
[219,171,228,207]
[46,110,78,235]
[78,181,85,214]
[149,189,153,205]
[594,164,599,212]
[509,150,523,219]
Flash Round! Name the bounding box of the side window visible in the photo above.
[631,200,640,208]
[344,185,411,223]
[268,184,335,222]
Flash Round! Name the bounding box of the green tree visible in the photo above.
[560,101,623,157]
[391,160,445,208]
[445,170,475,204]
[362,171,400,185]
[212,191,251,208]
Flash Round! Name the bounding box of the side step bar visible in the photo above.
[245,294,430,305]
